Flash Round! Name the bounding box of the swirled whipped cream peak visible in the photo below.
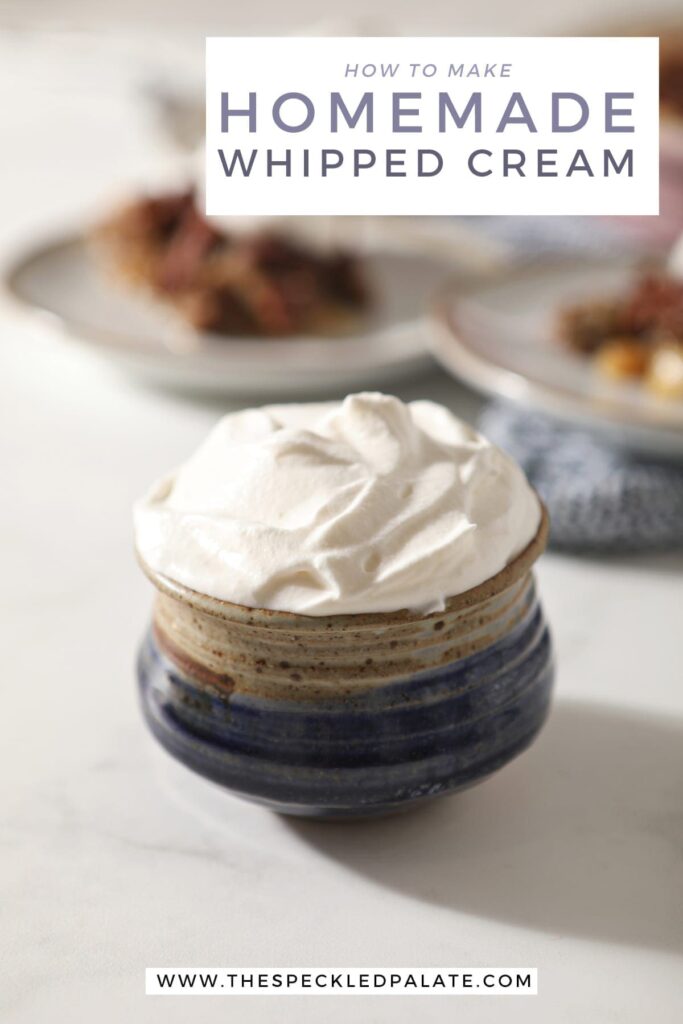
[134,393,541,615]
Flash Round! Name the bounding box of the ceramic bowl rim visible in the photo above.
[136,501,548,629]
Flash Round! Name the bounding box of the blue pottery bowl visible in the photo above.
[137,508,553,818]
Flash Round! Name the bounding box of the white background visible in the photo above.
[206,37,659,215]
[0,2,682,1023]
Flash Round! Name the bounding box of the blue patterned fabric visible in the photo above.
[479,402,683,552]
[465,214,641,260]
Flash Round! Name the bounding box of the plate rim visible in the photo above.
[2,232,437,381]
[429,258,683,446]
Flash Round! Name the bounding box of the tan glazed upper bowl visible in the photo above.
[136,506,553,818]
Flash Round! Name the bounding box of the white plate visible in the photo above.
[430,259,683,460]
[4,235,453,396]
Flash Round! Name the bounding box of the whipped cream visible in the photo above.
[134,393,541,615]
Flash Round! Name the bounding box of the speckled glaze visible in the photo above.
[136,508,553,817]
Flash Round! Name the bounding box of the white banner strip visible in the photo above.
[146,967,537,995]
[205,36,659,215]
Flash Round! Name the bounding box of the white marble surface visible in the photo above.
[1,11,682,1023]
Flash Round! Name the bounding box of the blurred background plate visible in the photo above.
[430,259,683,459]
[4,234,453,396]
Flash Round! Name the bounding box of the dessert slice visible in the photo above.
[93,190,370,337]
[558,273,683,398]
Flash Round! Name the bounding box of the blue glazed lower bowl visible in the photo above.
[137,509,553,818]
